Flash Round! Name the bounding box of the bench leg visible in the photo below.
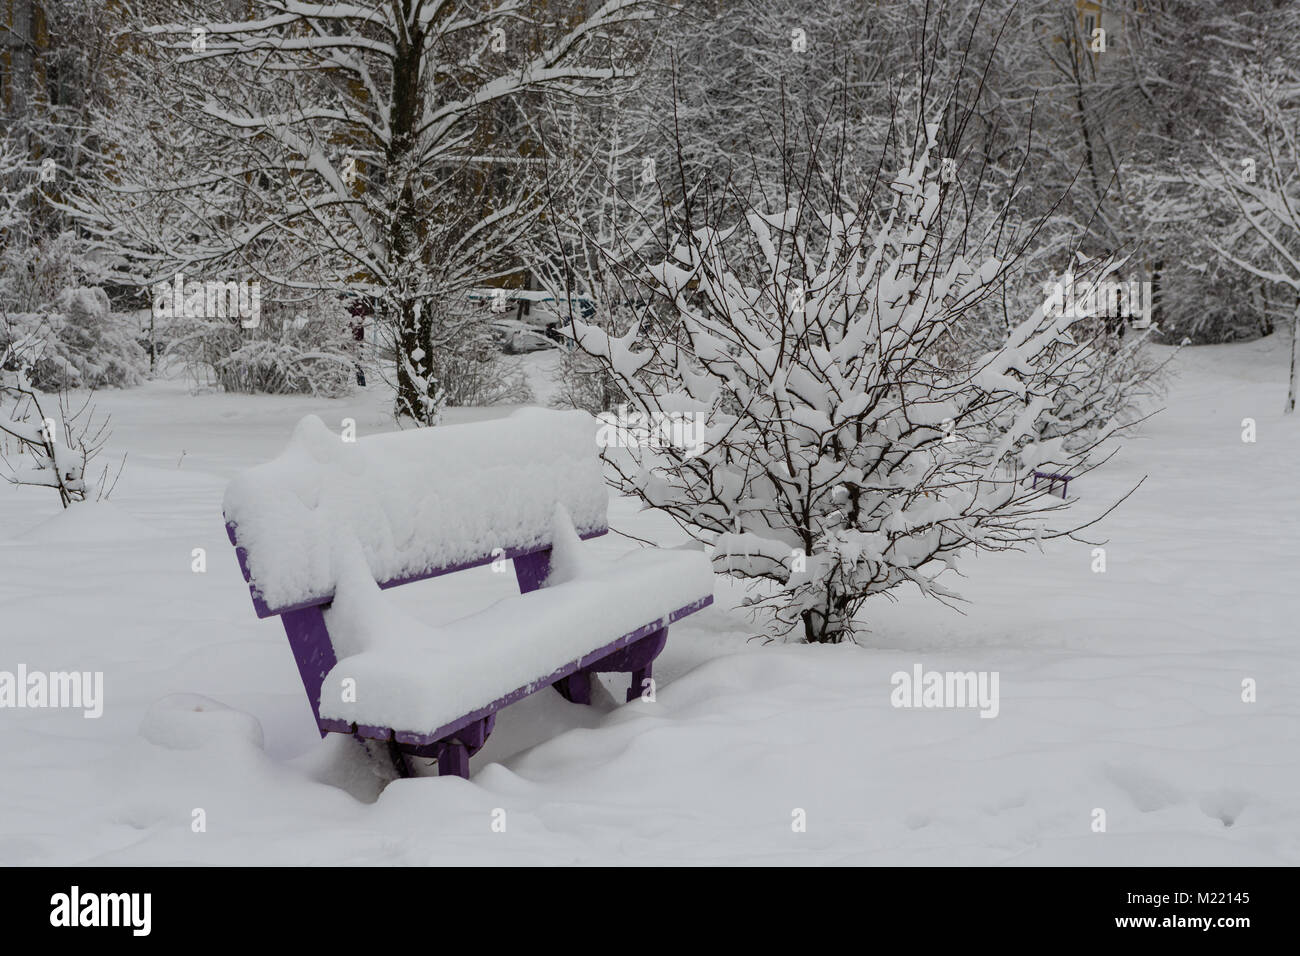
[585,626,669,703]
[438,742,470,778]
[356,734,412,780]
[387,738,413,779]
[553,669,592,705]
[457,714,495,755]
[628,665,652,703]
[626,627,668,702]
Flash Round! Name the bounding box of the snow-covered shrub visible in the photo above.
[552,342,627,415]
[573,120,1125,644]
[24,287,147,391]
[0,133,36,246]
[548,296,635,415]
[1034,334,1170,451]
[0,332,117,508]
[0,231,104,315]
[1157,259,1283,344]
[368,298,532,413]
[0,405,87,507]
[170,299,357,397]
[427,315,532,410]
[1030,266,1174,450]
[959,260,1173,451]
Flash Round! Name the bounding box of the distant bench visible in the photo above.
[222,409,714,778]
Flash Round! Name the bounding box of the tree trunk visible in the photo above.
[394,298,437,423]
[387,12,435,424]
[1150,259,1163,330]
[1287,300,1299,415]
[802,583,852,644]
[8,0,33,121]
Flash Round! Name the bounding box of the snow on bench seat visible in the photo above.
[317,514,713,734]
[222,409,608,615]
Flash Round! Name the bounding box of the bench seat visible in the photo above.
[318,544,712,736]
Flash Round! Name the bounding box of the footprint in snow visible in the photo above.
[1199,789,1250,828]
[1103,763,1184,813]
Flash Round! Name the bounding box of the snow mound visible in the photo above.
[139,694,265,751]
[13,500,163,544]
[223,408,608,612]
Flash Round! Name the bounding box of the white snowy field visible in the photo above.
[1,339,1297,866]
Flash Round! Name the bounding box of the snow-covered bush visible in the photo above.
[23,287,147,391]
[552,342,627,415]
[371,299,532,412]
[1157,258,1284,344]
[1035,334,1170,452]
[0,402,87,507]
[170,299,357,397]
[0,329,117,508]
[0,230,104,316]
[431,335,533,410]
[573,119,1126,644]
[0,133,35,244]
[959,259,1172,451]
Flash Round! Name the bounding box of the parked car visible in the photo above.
[467,288,597,350]
[489,318,556,354]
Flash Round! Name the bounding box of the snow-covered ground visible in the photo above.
[1,339,1297,865]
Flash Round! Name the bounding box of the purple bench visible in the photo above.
[222,410,714,780]
[1031,470,1073,498]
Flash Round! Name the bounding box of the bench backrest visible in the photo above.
[223,408,607,618]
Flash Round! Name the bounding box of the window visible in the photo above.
[1084,13,1096,37]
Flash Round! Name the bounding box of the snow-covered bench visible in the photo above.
[222,409,714,778]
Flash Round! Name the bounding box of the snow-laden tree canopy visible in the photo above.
[575,119,1129,643]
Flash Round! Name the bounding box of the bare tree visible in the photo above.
[1198,55,1300,412]
[73,0,655,423]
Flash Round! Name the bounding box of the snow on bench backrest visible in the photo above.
[223,408,607,616]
